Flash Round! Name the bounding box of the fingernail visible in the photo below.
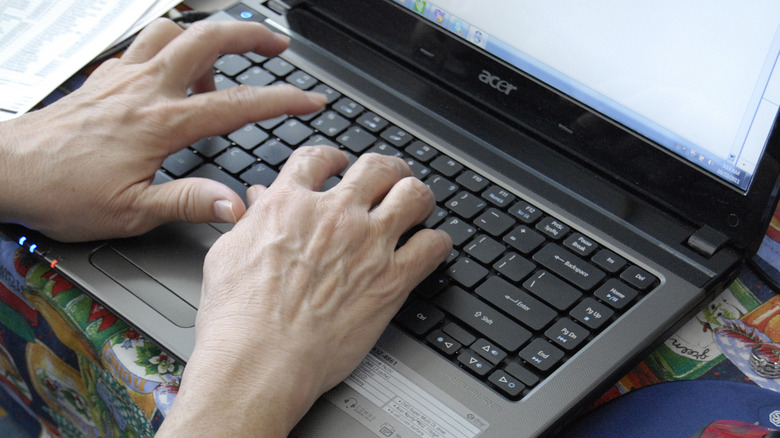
[275,33,291,45]
[305,91,327,106]
[214,200,237,223]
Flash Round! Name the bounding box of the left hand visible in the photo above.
[0,19,326,241]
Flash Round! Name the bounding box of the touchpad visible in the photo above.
[89,222,223,326]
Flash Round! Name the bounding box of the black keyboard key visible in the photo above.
[337,127,376,153]
[302,134,339,149]
[414,269,449,298]
[458,350,494,376]
[434,286,532,351]
[564,233,598,257]
[489,370,524,398]
[476,276,556,331]
[545,318,590,351]
[591,249,627,274]
[366,142,403,157]
[380,126,413,147]
[505,362,540,387]
[474,208,515,237]
[190,136,231,158]
[535,217,570,240]
[236,66,275,87]
[446,191,488,220]
[533,243,606,291]
[254,139,293,166]
[215,54,251,76]
[518,339,564,372]
[310,111,350,137]
[620,266,657,290]
[503,225,545,254]
[427,330,461,356]
[240,163,279,187]
[594,279,639,310]
[258,114,288,130]
[493,252,535,283]
[482,185,516,208]
[215,147,256,174]
[395,301,444,335]
[403,157,431,180]
[333,97,364,118]
[405,140,438,162]
[228,124,269,150]
[569,298,614,330]
[190,164,247,202]
[430,155,464,178]
[523,270,582,311]
[163,149,203,177]
[311,83,341,104]
[442,322,476,346]
[446,258,488,288]
[509,200,543,224]
[456,170,489,192]
[244,51,267,64]
[273,119,314,145]
[473,338,507,364]
[356,111,389,132]
[424,206,448,228]
[264,57,295,76]
[286,70,317,89]
[464,235,505,264]
[437,217,476,246]
[425,175,459,203]
[153,170,173,185]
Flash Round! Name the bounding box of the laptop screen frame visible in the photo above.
[293,0,780,253]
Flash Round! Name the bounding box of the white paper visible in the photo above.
[0,0,177,121]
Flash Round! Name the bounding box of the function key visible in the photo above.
[591,249,627,274]
[263,57,295,76]
[482,185,516,208]
[380,126,413,147]
[286,70,318,89]
[456,170,489,193]
[430,155,464,178]
[564,233,598,257]
[356,111,389,132]
[405,140,438,162]
[333,97,364,118]
[509,200,543,224]
[620,266,657,291]
[310,83,341,104]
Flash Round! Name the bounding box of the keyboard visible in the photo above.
[158,51,660,401]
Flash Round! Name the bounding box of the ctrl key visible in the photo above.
[395,301,444,335]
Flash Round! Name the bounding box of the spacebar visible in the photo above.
[434,286,531,351]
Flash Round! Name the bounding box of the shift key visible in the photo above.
[434,286,531,351]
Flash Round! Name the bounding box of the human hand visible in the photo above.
[157,146,453,437]
[0,19,326,241]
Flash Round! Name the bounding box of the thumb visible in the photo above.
[142,177,247,226]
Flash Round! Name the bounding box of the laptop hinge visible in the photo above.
[686,225,730,257]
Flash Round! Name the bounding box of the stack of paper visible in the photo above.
[0,0,181,121]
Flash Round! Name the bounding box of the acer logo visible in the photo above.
[478,70,517,95]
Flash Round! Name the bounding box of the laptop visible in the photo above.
[4,0,780,436]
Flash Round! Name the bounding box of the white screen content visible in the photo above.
[425,0,780,189]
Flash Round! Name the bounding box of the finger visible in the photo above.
[122,18,184,64]
[392,229,453,293]
[371,177,435,237]
[167,84,326,149]
[336,153,412,208]
[154,20,290,88]
[273,146,349,191]
[139,177,247,226]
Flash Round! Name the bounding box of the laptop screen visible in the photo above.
[394,0,780,192]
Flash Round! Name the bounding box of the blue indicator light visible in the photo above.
[240,10,253,19]
[29,244,37,253]
[18,236,26,246]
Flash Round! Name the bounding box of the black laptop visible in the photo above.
[4,1,780,436]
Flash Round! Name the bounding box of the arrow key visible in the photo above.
[458,350,494,377]
[472,338,507,364]
[426,330,461,356]
[489,370,524,398]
